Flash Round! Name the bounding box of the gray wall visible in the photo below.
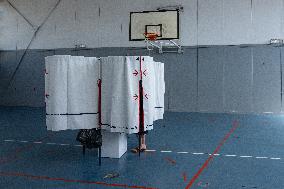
[1,0,284,50]
[1,0,284,114]
[1,45,283,114]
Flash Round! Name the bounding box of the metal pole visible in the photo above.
[83,145,86,155]
[138,133,141,157]
[138,56,145,157]
[98,78,102,165]
[139,80,143,157]
[99,147,102,166]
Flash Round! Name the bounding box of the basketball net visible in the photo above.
[144,32,158,41]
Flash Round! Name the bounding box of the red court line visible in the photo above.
[184,120,240,189]
[0,172,158,189]
[183,172,187,182]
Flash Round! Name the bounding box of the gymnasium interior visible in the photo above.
[1,0,284,189]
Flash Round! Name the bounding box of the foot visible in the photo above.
[131,145,147,153]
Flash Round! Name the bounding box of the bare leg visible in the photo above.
[140,134,146,150]
[131,134,147,153]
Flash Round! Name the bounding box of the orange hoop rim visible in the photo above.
[144,32,158,41]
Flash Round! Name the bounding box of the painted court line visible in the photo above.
[1,134,53,165]
[2,140,283,161]
[225,155,237,157]
[59,144,70,146]
[145,150,156,152]
[270,158,281,160]
[240,156,253,158]
[4,140,81,147]
[46,143,57,145]
[185,120,240,189]
[0,172,158,189]
[19,141,28,143]
[192,153,204,155]
[207,153,220,156]
[4,140,15,142]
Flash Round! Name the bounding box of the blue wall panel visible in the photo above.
[1,45,284,115]
[95,47,128,57]
[77,49,95,57]
[253,47,281,113]
[0,50,54,107]
[0,51,18,105]
[20,50,53,107]
[0,51,17,87]
[169,48,197,112]
[198,47,224,112]
[223,46,253,113]
[55,49,77,56]
[126,48,149,57]
[281,47,284,113]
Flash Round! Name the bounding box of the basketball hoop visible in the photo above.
[144,32,158,41]
[144,32,162,53]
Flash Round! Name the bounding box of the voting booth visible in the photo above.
[45,55,165,158]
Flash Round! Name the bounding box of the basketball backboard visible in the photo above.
[129,10,179,41]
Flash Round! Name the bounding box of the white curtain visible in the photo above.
[45,55,68,131]
[45,56,164,134]
[67,56,99,130]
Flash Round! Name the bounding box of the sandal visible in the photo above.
[131,147,146,153]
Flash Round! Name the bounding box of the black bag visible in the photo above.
[76,129,102,149]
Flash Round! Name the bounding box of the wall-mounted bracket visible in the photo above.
[145,39,183,54]
[157,5,184,12]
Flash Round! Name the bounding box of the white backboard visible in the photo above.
[129,10,179,41]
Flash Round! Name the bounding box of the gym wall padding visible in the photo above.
[281,47,284,113]
[198,47,224,113]
[253,47,281,113]
[223,46,253,113]
[1,45,284,114]
[0,50,54,107]
[0,51,19,106]
[169,48,197,113]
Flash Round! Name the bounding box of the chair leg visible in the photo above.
[99,147,102,166]
[138,134,141,157]
[83,145,86,155]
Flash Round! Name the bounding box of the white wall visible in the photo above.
[0,0,284,50]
